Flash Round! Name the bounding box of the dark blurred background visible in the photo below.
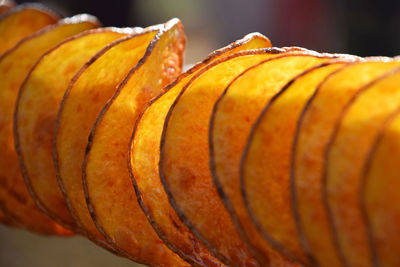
[22,0,400,62]
[1,0,399,266]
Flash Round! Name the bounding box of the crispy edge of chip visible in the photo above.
[211,58,352,265]
[128,33,271,267]
[290,59,400,267]
[321,67,400,267]
[360,107,400,267]
[235,57,343,265]
[13,28,130,233]
[81,19,187,265]
[0,14,100,235]
[0,3,61,55]
[0,2,59,21]
[158,48,309,266]
[52,27,161,254]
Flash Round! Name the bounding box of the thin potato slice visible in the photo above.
[82,19,186,266]
[54,27,159,248]
[0,0,15,15]
[0,3,59,56]
[292,60,400,267]
[213,57,348,265]
[129,33,271,266]
[0,15,99,235]
[159,48,313,266]
[362,109,400,267]
[14,29,129,232]
[324,68,400,267]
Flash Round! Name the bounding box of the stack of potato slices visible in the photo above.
[1,2,399,267]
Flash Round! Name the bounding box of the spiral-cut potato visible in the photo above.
[1,3,400,267]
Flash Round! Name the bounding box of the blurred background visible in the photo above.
[21,0,400,62]
[1,0,399,266]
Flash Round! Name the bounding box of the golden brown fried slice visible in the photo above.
[14,29,129,232]
[0,0,15,15]
[81,19,187,266]
[0,3,59,56]
[129,33,271,266]
[159,48,313,266]
[324,68,400,267]
[292,60,400,267]
[0,14,99,235]
[212,56,349,265]
[362,107,400,267]
[54,28,159,249]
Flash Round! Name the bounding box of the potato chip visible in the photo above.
[54,28,159,248]
[0,14,99,235]
[129,33,271,266]
[292,60,400,266]
[0,0,15,15]
[324,68,400,267]
[81,19,187,266]
[362,106,400,267]
[212,56,350,265]
[14,29,129,232]
[159,48,319,266]
[0,3,59,56]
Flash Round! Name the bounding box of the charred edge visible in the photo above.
[321,66,400,267]
[209,53,349,264]
[12,28,129,233]
[358,108,400,267]
[81,27,165,263]
[209,55,352,266]
[0,13,101,62]
[52,27,160,236]
[127,128,204,267]
[290,61,366,266]
[158,47,300,267]
[125,32,271,267]
[0,2,61,23]
[236,62,341,266]
[82,20,184,265]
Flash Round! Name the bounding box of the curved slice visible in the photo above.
[0,14,99,235]
[129,33,271,267]
[14,29,129,232]
[82,19,186,266]
[362,109,400,267]
[54,28,159,245]
[158,48,310,266]
[324,68,400,267]
[292,60,400,267]
[0,3,59,56]
[0,0,15,15]
[213,56,347,265]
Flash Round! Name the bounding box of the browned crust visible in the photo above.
[320,66,400,267]
[0,13,101,63]
[210,57,354,265]
[0,13,100,235]
[289,61,367,266]
[359,106,400,267]
[158,47,311,266]
[234,55,350,265]
[127,33,270,267]
[52,27,160,256]
[80,19,184,265]
[0,2,60,22]
[13,27,133,233]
